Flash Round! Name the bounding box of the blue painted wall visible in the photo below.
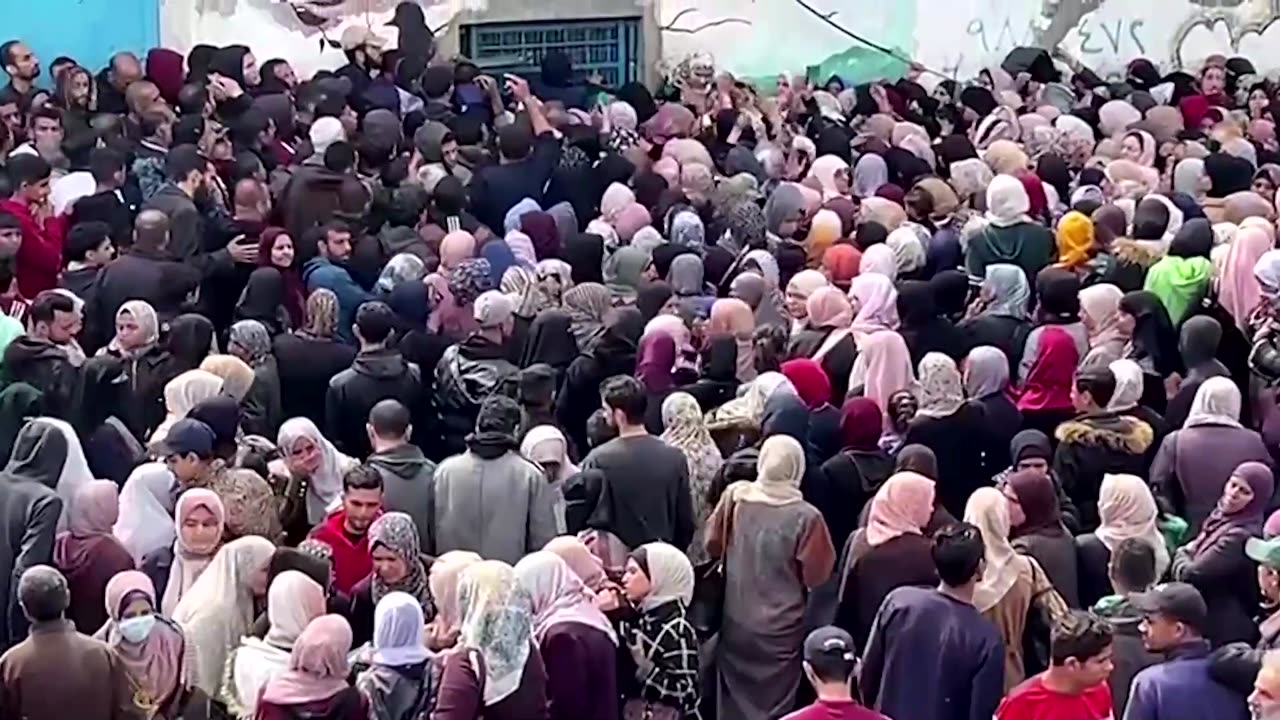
[0,0,160,83]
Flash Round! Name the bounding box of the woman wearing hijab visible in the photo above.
[964,346,1023,478]
[960,263,1034,371]
[348,512,433,647]
[902,353,985,516]
[114,462,177,567]
[1172,461,1275,645]
[151,370,224,447]
[682,335,739,415]
[270,289,356,426]
[1017,326,1080,438]
[1144,218,1214,325]
[658,392,722,566]
[706,436,834,720]
[791,287,856,405]
[224,320,280,438]
[1220,224,1273,331]
[433,561,548,719]
[95,570,193,719]
[236,269,291,338]
[256,615,364,719]
[1002,470,1080,607]
[707,298,757,383]
[1151,377,1269,535]
[421,551,483,653]
[1164,316,1232,429]
[107,299,182,441]
[846,329,915,420]
[512,552,618,720]
[270,417,357,544]
[895,280,969,366]
[54,480,134,632]
[780,357,842,462]
[833,471,938,650]
[991,429,1082,531]
[1079,283,1129,369]
[1018,267,1087,382]
[967,175,1055,286]
[252,228,305,330]
[1119,290,1182,413]
[603,246,652,307]
[355,595,438,720]
[224,570,327,718]
[557,307,644,455]
[172,535,274,697]
[1075,473,1171,608]
[964,487,1070,690]
[847,272,899,339]
[146,488,225,616]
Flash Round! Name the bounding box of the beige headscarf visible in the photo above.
[727,434,806,507]
[964,487,1021,612]
[983,140,1029,176]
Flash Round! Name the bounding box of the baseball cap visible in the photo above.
[156,418,216,458]
[341,25,387,52]
[803,626,857,664]
[1130,582,1208,632]
[1247,536,1280,567]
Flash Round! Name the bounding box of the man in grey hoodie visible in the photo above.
[365,399,435,551]
[430,395,558,564]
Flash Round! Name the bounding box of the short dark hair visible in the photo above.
[343,463,384,493]
[324,141,356,173]
[164,144,207,183]
[321,220,351,242]
[369,399,411,438]
[932,522,985,587]
[177,83,208,116]
[1075,368,1116,407]
[1110,537,1157,591]
[88,146,125,184]
[0,211,20,232]
[0,41,20,69]
[28,106,62,129]
[355,301,395,344]
[420,66,454,99]
[17,565,69,622]
[1050,611,1114,666]
[586,408,618,448]
[64,221,112,262]
[29,290,76,326]
[601,375,647,423]
[498,123,533,161]
[7,153,52,188]
[138,109,173,139]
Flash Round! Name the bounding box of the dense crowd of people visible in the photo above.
[10,4,1280,719]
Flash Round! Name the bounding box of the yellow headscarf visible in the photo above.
[1055,211,1094,269]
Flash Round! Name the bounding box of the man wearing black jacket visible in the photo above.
[2,291,80,418]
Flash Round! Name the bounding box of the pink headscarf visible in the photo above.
[259,615,353,706]
[853,330,915,420]
[54,480,121,572]
[543,536,608,591]
[663,138,714,169]
[613,203,652,243]
[102,571,186,711]
[1220,225,1273,329]
[849,273,899,333]
[806,286,854,328]
[652,157,681,187]
[440,231,477,271]
[866,471,936,545]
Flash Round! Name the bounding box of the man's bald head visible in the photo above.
[110,52,142,91]
[126,80,162,117]
[234,177,270,218]
[134,209,170,252]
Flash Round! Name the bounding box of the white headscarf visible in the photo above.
[520,425,577,533]
[232,570,327,716]
[173,536,276,696]
[36,417,94,532]
[985,175,1032,227]
[636,541,695,612]
[1184,376,1243,428]
[150,370,225,446]
[886,226,926,276]
[1096,474,1170,578]
[1107,359,1145,410]
[964,487,1021,612]
[112,462,176,564]
[370,591,431,666]
[457,561,534,706]
[276,418,352,525]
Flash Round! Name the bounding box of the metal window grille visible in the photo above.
[461,18,642,87]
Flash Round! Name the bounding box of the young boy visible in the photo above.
[59,220,115,302]
[783,626,887,720]
[996,610,1115,720]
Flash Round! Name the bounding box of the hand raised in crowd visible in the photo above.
[227,235,259,264]
[424,618,459,651]
[504,73,532,103]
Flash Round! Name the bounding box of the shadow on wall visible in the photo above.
[1,0,159,83]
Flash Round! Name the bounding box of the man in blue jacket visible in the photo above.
[1125,582,1248,720]
[303,219,370,344]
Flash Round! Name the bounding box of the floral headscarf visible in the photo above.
[449,258,494,306]
[368,512,432,611]
[111,300,160,358]
[228,320,272,367]
[659,392,721,564]
[564,282,612,349]
[299,289,339,340]
[457,561,535,706]
[915,352,964,418]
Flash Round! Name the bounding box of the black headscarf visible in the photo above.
[186,44,216,83]
[928,270,971,321]
[0,383,42,463]
[1132,197,1173,241]
[1169,218,1214,259]
[165,314,216,372]
[521,310,579,371]
[936,135,979,176]
[1180,315,1223,369]
[855,220,889,250]
[563,234,605,284]
[1036,267,1081,322]
[1206,153,1256,198]
[235,268,286,335]
[896,281,939,328]
[960,86,998,117]
[209,45,250,86]
[1120,290,1182,377]
[268,547,331,589]
[895,444,939,478]
[616,82,658,124]
[636,281,673,322]
[73,356,127,436]
[761,392,811,444]
[1037,155,1071,203]
[1009,429,1052,464]
[590,307,644,374]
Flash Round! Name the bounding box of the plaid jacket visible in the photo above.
[619,599,701,717]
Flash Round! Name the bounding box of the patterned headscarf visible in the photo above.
[722,201,767,254]
[368,512,432,611]
[228,320,272,367]
[449,258,494,306]
[111,300,160,358]
[659,392,722,564]
[564,282,612,349]
[300,289,339,340]
[457,561,534,706]
[669,210,705,250]
[915,352,964,418]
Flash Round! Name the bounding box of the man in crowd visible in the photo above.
[783,626,888,720]
[366,399,435,551]
[303,220,370,344]
[582,375,695,550]
[467,74,562,232]
[434,290,520,457]
[327,301,425,457]
[95,51,143,116]
[0,154,66,297]
[58,221,114,304]
[3,290,79,416]
[0,566,140,719]
[68,147,134,247]
[1092,538,1161,716]
[1252,651,1280,720]
[1125,582,1249,719]
[0,40,40,115]
[431,395,558,563]
[860,523,1005,720]
[309,464,384,595]
[996,611,1114,719]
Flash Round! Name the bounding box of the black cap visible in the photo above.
[803,626,857,664]
[386,1,426,27]
[156,418,216,458]
[1131,582,1208,633]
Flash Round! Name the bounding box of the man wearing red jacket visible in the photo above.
[0,154,66,297]
[308,463,384,594]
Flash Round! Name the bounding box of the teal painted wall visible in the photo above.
[0,0,160,82]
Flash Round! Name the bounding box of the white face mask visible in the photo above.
[118,614,156,643]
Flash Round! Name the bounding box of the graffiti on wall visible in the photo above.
[659,0,1280,87]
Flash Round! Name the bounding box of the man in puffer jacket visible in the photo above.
[433,291,519,459]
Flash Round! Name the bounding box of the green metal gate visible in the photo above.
[460,18,643,87]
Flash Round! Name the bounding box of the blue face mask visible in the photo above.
[118,614,156,643]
